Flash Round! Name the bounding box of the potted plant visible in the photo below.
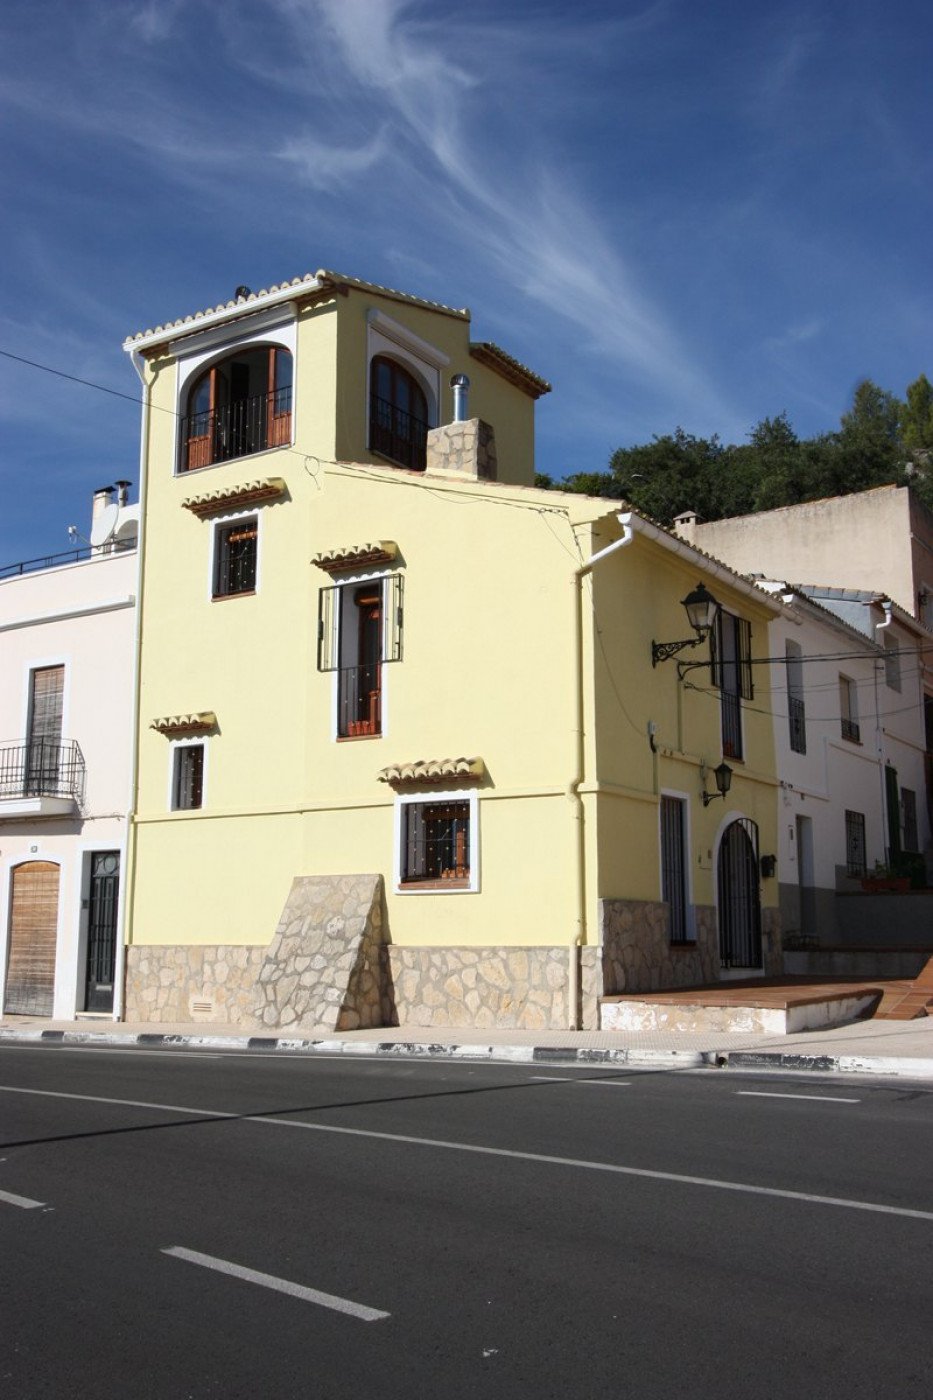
[860,860,911,894]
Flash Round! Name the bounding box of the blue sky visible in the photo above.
[1,0,931,564]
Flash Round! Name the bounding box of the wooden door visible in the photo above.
[4,861,60,1015]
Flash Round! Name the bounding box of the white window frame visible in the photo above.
[323,568,397,741]
[209,509,261,602]
[394,788,480,895]
[168,738,208,812]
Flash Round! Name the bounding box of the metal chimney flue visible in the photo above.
[450,373,470,423]
[114,479,132,507]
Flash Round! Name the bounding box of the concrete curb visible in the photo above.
[2,1026,932,1078]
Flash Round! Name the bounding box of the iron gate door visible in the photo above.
[718,819,762,969]
[85,851,119,1012]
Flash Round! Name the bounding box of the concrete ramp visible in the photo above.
[252,874,385,1032]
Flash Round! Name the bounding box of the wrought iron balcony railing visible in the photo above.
[337,664,382,738]
[0,739,87,805]
[182,388,292,471]
[841,717,861,744]
[369,394,428,471]
[0,539,137,581]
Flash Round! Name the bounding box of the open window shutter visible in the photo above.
[404,803,426,880]
[383,572,403,663]
[885,765,901,859]
[317,586,340,672]
[738,617,754,700]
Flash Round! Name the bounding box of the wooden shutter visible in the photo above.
[30,667,64,744]
[4,861,59,1016]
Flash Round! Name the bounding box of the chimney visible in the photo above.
[114,479,132,508]
[92,485,116,528]
[451,374,470,422]
[673,509,699,542]
[425,419,498,482]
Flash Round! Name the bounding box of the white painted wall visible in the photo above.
[764,589,930,938]
[0,545,137,1018]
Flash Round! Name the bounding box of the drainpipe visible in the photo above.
[567,513,635,1028]
[873,599,895,860]
[117,347,151,1022]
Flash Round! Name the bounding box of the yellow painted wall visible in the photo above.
[130,292,779,962]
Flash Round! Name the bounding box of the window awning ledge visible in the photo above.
[313,541,399,574]
[182,478,286,519]
[151,712,217,736]
[378,757,484,787]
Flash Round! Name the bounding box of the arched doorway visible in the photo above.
[4,861,60,1015]
[717,819,762,970]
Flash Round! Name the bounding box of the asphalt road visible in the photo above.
[1,1045,931,1400]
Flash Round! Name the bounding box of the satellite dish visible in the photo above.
[90,502,120,547]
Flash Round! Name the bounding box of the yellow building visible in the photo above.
[123,269,781,1031]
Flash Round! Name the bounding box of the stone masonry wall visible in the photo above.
[252,874,385,1032]
[125,944,265,1024]
[600,898,719,994]
[383,945,599,1030]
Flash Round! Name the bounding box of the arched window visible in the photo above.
[369,355,429,471]
[182,346,292,471]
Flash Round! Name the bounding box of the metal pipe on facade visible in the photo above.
[567,513,635,1029]
[450,373,470,423]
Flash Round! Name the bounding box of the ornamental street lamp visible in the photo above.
[651,583,720,666]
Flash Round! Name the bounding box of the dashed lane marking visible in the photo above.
[162,1246,390,1321]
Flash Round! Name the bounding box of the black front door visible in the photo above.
[718,820,762,969]
[85,851,120,1012]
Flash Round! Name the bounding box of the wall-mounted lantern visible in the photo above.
[652,583,720,666]
[701,760,733,807]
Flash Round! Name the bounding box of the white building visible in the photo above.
[758,580,931,945]
[0,486,138,1018]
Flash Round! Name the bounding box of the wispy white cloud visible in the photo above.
[278,127,389,189]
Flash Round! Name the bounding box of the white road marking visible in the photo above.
[0,1188,45,1209]
[531,1076,631,1086]
[736,1091,860,1104]
[0,1046,223,1059]
[1,1083,929,1223]
[162,1246,389,1321]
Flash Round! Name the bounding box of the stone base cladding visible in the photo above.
[600,899,719,994]
[253,873,385,1032]
[383,945,597,1030]
[125,944,265,1023]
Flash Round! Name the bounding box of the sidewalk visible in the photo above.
[2,1012,933,1078]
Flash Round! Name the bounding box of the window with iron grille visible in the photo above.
[844,809,866,878]
[318,574,403,738]
[710,611,752,760]
[660,796,690,943]
[213,517,257,598]
[172,744,204,811]
[785,639,806,754]
[839,675,860,743]
[398,794,475,891]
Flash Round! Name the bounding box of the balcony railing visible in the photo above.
[337,665,382,738]
[182,389,292,471]
[369,394,428,471]
[0,739,87,805]
[841,717,861,743]
[788,694,806,754]
[0,540,137,581]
